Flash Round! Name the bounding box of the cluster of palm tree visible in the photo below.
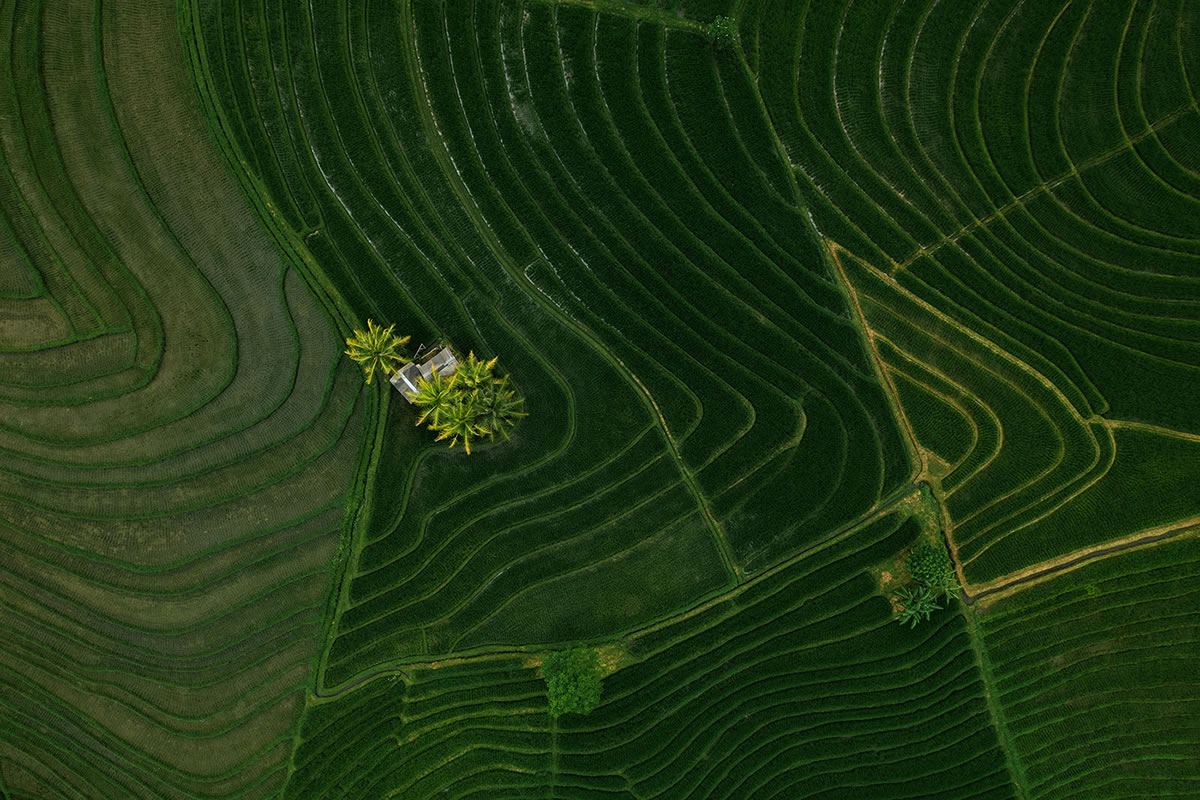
[345,321,526,454]
[892,585,941,628]
[344,319,410,384]
[410,351,526,454]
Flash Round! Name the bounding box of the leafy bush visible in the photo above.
[907,542,960,600]
[543,647,603,718]
[705,15,738,48]
[893,585,941,628]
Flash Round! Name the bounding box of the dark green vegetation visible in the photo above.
[2,0,1198,797]
[542,647,604,718]
[704,15,738,48]
[908,542,961,600]
[756,0,1200,583]
[980,535,1200,799]
[285,514,1017,798]
[893,584,942,628]
[185,0,912,691]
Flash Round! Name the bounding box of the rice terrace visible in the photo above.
[1,0,1199,797]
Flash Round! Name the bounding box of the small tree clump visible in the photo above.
[543,647,603,718]
[704,15,738,48]
[411,350,526,455]
[893,585,941,628]
[906,542,961,600]
[473,373,527,442]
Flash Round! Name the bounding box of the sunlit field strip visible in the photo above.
[0,0,371,796]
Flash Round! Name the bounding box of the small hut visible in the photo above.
[390,346,458,402]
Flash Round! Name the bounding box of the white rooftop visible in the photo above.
[391,347,458,403]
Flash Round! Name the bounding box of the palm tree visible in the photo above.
[433,395,482,454]
[455,351,498,392]
[473,376,527,440]
[344,319,410,384]
[410,371,458,429]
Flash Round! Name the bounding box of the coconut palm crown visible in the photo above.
[433,395,483,454]
[410,370,458,429]
[474,376,527,441]
[409,347,526,454]
[455,351,499,392]
[345,319,410,384]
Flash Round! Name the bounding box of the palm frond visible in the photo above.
[344,318,411,383]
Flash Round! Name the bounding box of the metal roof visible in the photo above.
[428,347,458,376]
[389,347,459,403]
[390,363,423,401]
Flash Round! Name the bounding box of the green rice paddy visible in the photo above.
[1,0,1197,797]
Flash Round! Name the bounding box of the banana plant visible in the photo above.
[893,585,941,628]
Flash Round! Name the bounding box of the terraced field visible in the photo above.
[979,534,1200,799]
[747,0,1200,583]
[287,513,1017,799]
[0,0,367,796]
[2,0,1198,797]
[184,0,914,690]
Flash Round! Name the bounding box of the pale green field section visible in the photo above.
[0,1,366,797]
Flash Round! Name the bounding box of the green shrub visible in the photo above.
[705,16,738,48]
[893,585,941,628]
[543,647,603,718]
[907,542,960,600]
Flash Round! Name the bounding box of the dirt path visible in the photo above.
[962,514,1200,607]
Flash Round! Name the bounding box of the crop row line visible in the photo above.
[895,101,1200,275]
[317,490,917,701]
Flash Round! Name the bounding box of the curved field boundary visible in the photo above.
[309,477,922,693]
[286,509,1019,799]
[746,0,1200,582]
[832,243,1119,584]
[978,534,1200,798]
[966,517,1200,606]
[187,0,915,700]
[0,1,369,797]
